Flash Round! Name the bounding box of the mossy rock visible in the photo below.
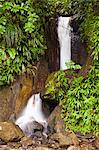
[42,70,78,100]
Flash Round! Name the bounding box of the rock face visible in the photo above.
[48,105,79,147]
[15,75,34,116]
[0,80,20,121]
[33,59,49,94]
[71,32,87,66]
[0,121,24,142]
[0,75,34,121]
[48,105,65,133]
[15,59,49,117]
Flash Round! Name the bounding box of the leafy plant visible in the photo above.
[44,0,99,135]
[45,70,69,101]
[46,0,99,135]
[61,66,99,135]
[65,61,81,70]
[0,0,47,85]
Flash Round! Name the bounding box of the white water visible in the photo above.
[15,93,47,136]
[58,16,71,70]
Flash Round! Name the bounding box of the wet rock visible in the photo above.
[34,131,43,138]
[71,32,87,66]
[23,121,43,137]
[32,121,43,132]
[0,121,24,142]
[48,105,66,133]
[15,75,34,116]
[95,135,99,149]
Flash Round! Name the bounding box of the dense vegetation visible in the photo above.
[45,0,99,135]
[0,0,47,85]
[0,0,99,134]
[62,0,99,134]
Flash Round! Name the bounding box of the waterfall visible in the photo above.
[58,16,71,70]
[15,93,48,136]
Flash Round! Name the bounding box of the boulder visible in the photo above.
[48,105,66,133]
[48,105,79,147]
[0,121,24,143]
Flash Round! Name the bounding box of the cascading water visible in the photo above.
[15,93,48,136]
[58,16,71,70]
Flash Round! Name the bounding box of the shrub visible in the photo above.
[0,0,46,85]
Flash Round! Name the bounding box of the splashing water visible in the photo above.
[15,93,48,136]
[58,16,71,70]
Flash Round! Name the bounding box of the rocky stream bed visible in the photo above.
[0,106,99,150]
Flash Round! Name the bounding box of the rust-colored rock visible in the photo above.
[0,74,34,121]
[15,75,33,116]
[0,80,20,121]
[0,121,24,142]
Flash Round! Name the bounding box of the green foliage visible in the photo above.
[61,65,99,134]
[45,0,99,135]
[45,64,99,135]
[46,0,70,16]
[44,0,99,135]
[0,0,46,85]
[0,0,99,135]
[65,61,81,70]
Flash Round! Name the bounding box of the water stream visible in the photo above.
[15,93,48,136]
[58,16,71,70]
